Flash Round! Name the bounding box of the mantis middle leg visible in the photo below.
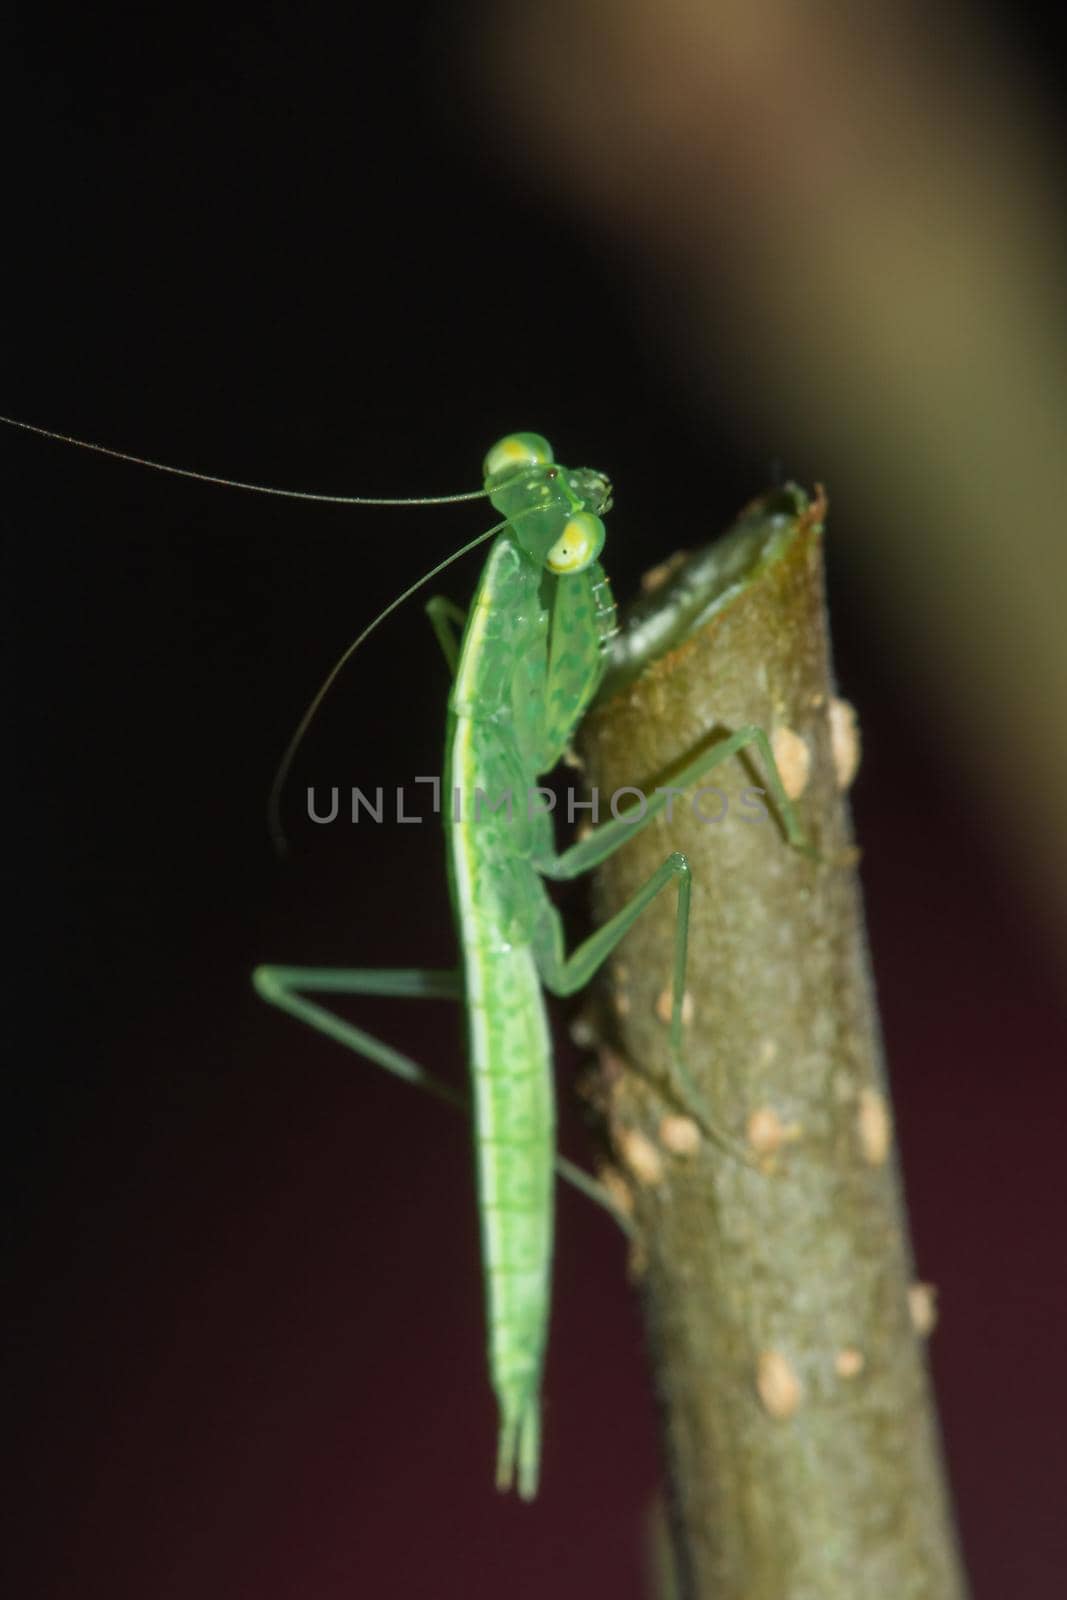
[533,724,817,1156]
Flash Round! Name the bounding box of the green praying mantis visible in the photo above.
[2,416,813,1499]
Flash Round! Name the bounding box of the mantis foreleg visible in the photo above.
[425,596,467,676]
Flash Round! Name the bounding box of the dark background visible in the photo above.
[5,5,1066,1597]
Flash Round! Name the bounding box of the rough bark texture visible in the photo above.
[576,489,967,1600]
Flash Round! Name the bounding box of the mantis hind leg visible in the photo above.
[251,964,633,1228]
[253,965,466,1109]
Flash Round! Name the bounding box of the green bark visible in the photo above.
[577,488,967,1600]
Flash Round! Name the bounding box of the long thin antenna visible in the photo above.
[0,415,488,506]
[268,515,512,853]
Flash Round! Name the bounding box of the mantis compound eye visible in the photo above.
[483,432,554,485]
[546,511,605,574]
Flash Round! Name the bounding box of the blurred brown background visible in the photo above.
[5,3,1066,1596]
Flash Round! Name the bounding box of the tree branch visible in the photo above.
[577,487,967,1600]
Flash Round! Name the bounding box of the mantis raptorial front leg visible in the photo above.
[425,596,467,676]
[251,963,633,1230]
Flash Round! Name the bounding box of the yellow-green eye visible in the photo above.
[546,512,605,574]
[483,432,554,482]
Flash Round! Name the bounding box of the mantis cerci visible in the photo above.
[4,417,812,1500]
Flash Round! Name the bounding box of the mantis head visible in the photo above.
[483,432,610,575]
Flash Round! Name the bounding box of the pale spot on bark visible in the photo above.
[655,986,694,1026]
[835,1347,865,1379]
[857,1087,892,1165]
[659,1114,701,1156]
[617,1127,664,1187]
[771,725,811,799]
[756,1349,803,1419]
[829,697,861,789]
[746,1105,802,1160]
[909,1281,939,1337]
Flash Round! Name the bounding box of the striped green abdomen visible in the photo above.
[467,941,554,1405]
